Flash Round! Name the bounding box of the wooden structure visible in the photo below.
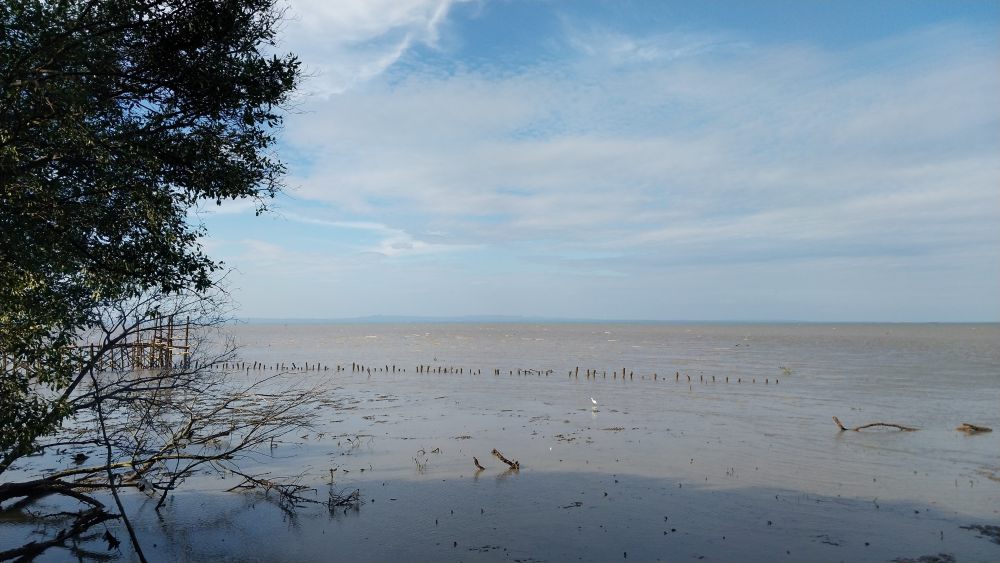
[84,315,192,370]
[1,315,192,375]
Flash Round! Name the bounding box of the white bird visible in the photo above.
[591,397,597,406]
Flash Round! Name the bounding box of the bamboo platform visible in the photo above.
[1,315,192,374]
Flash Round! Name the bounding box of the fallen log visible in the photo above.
[832,416,917,432]
[491,448,519,470]
[956,423,992,434]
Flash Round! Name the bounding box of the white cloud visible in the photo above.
[285,25,999,259]
[281,0,462,95]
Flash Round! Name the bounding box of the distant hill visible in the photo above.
[240,314,598,324]
[236,315,808,324]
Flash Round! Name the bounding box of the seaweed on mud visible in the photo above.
[960,524,1000,545]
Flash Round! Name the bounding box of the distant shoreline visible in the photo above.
[236,316,998,325]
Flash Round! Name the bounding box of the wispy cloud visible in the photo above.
[562,23,745,64]
[280,211,477,258]
[282,0,463,95]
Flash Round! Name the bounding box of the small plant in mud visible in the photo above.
[413,452,430,473]
[326,469,362,513]
[780,366,793,377]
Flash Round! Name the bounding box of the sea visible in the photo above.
[4,322,999,562]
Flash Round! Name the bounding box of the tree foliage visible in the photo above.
[0,0,299,470]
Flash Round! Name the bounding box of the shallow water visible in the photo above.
[4,323,999,561]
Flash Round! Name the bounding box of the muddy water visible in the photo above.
[4,323,999,561]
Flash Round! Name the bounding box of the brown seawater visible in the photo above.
[3,323,998,562]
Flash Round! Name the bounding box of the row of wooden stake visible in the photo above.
[205,360,780,385]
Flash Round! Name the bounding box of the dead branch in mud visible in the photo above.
[90,369,147,562]
[832,416,918,432]
[491,448,520,470]
[1,290,333,561]
[226,470,321,516]
[956,423,992,434]
[0,507,119,562]
[473,456,485,471]
[0,477,106,510]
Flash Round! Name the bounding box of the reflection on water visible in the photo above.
[3,323,998,562]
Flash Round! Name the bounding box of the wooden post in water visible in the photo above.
[183,316,191,368]
[153,316,159,368]
[146,318,152,369]
[167,315,175,369]
[153,316,160,368]
[149,317,156,368]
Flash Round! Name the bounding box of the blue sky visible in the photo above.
[199,0,1000,321]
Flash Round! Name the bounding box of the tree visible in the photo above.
[0,0,316,558]
[1,0,298,473]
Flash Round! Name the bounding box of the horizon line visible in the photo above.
[234,315,998,325]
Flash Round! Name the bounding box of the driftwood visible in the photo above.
[956,423,992,434]
[491,448,520,470]
[473,456,485,471]
[832,416,917,432]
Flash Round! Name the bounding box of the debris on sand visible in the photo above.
[833,416,917,432]
[492,448,520,470]
[956,423,992,434]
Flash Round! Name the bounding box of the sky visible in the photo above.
[199,0,1000,322]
